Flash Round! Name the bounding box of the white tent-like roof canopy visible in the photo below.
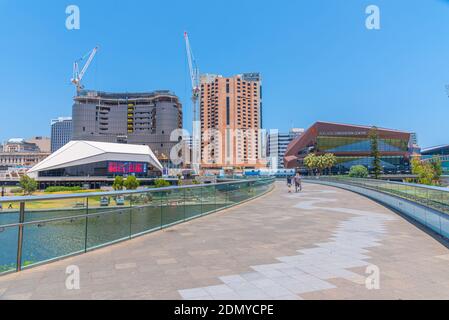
[28,140,163,177]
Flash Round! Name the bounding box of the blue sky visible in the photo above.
[0,0,448,147]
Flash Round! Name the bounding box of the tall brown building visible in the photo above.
[200,73,266,169]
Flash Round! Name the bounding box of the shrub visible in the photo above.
[124,175,140,190]
[10,187,23,194]
[411,157,441,186]
[154,178,170,188]
[348,165,369,178]
[44,186,83,193]
[112,176,124,191]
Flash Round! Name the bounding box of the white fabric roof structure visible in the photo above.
[28,140,163,176]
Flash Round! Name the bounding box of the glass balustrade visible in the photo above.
[305,176,449,241]
[0,178,274,274]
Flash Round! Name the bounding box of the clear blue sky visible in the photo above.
[0,0,448,147]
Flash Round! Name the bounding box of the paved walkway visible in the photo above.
[1,182,448,300]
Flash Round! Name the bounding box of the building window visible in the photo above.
[226,97,230,126]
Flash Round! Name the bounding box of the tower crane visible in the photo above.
[184,32,200,123]
[184,32,201,173]
[71,46,99,92]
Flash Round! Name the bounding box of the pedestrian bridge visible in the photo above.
[0,180,448,299]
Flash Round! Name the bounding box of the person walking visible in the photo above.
[294,172,302,193]
[286,175,293,193]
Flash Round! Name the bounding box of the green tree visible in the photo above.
[349,165,369,178]
[430,156,443,182]
[369,126,382,179]
[323,153,337,175]
[19,175,37,195]
[123,175,140,190]
[411,157,441,185]
[303,153,317,175]
[315,155,327,176]
[154,178,170,188]
[112,176,124,191]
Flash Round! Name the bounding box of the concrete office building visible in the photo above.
[268,128,304,169]
[26,136,51,153]
[72,90,182,163]
[0,138,50,179]
[2,138,40,153]
[200,73,265,169]
[51,117,73,152]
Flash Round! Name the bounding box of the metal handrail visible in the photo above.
[304,176,449,193]
[0,178,261,203]
[304,176,449,218]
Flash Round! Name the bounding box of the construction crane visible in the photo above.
[184,32,200,122]
[184,32,201,173]
[71,46,99,92]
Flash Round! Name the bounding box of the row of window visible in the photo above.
[316,137,408,152]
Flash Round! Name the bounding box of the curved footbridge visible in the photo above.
[1,181,448,300]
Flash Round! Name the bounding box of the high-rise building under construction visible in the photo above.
[72,90,182,162]
[200,73,265,169]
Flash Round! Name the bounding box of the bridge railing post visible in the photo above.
[16,201,25,272]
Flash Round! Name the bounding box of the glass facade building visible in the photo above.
[284,122,412,174]
[268,128,304,169]
[37,161,153,178]
[421,145,449,174]
[51,117,73,152]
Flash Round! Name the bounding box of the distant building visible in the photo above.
[72,90,182,163]
[421,144,449,174]
[422,145,449,156]
[2,138,40,153]
[268,128,304,169]
[28,140,163,179]
[26,136,51,153]
[51,117,73,152]
[0,138,50,175]
[408,132,421,156]
[410,133,418,145]
[284,121,412,174]
[200,73,265,169]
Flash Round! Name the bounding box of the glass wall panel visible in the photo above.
[184,187,202,219]
[0,225,18,273]
[227,182,248,204]
[161,188,185,227]
[86,194,132,250]
[22,216,86,267]
[0,202,20,225]
[24,197,88,222]
[201,186,216,215]
[130,191,162,236]
[215,184,228,210]
[440,214,449,239]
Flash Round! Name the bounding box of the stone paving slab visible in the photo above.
[0,182,448,300]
